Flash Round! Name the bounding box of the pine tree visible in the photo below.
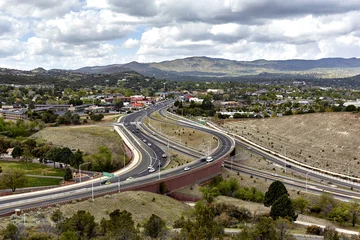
[270,194,297,221]
[264,181,288,207]
[64,167,73,181]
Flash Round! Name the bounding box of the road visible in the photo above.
[0,101,234,216]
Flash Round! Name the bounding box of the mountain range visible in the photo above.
[74,56,360,80]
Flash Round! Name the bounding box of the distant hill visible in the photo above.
[74,57,360,80]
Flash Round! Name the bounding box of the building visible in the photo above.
[188,97,204,104]
[207,89,224,94]
[0,109,28,120]
[84,106,107,113]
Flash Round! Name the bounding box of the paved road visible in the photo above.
[0,101,234,216]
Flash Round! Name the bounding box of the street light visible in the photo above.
[91,177,94,201]
[79,162,90,183]
[306,171,310,192]
[118,176,121,193]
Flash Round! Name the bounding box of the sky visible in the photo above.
[1,0,360,70]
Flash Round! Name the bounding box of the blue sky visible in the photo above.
[1,0,360,70]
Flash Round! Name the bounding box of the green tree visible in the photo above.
[64,167,73,181]
[252,217,278,240]
[51,209,64,224]
[292,197,309,214]
[264,181,288,207]
[11,146,23,159]
[84,146,112,172]
[328,203,350,225]
[319,193,337,216]
[59,231,78,240]
[349,200,360,227]
[2,223,19,240]
[199,186,220,204]
[114,100,124,111]
[181,201,224,239]
[270,194,297,221]
[59,210,97,239]
[100,209,140,240]
[143,214,167,239]
[70,149,83,168]
[0,168,27,192]
[345,104,357,112]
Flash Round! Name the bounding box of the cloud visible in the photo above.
[1,0,360,69]
[0,0,82,19]
[34,10,135,44]
[122,38,140,48]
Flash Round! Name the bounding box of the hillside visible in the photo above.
[75,56,360,79]
[223,112,360,176]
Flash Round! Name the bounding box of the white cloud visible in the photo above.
[122,38,140,48]
[1,0,360,69]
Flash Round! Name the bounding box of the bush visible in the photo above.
[306,225,322,235]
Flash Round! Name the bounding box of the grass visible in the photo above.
[32,126,125,156]
[26,177,63,187]
[0,161,65,177]
[222,112,360,176]
[0,191,192,229]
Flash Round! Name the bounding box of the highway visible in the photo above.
[0,101,235,216]
[225,161,360,201]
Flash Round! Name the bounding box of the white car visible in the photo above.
[126,177,134,181]
[143,139,147,143]
[206,156,213,162]
[148,165,153,169]
[149,168,156,173]
[184,166,191,171]
[162,153,167,158]
[147,143,152,147]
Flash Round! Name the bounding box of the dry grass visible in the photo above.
[165,150,195,170]
[0,191,191,230]
[32,126,124,155]
[58,191,190,226]
[146,117,218,154]
[222,112,360,176]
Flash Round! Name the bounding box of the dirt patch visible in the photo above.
[223,113,360,176]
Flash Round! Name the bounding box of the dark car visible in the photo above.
[199,157,207,162]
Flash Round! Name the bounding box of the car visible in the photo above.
[184,166,191,171]
[149,168,156,173]
[131,130,135,133]
[124,123,128,126]
[148,165,153,169]
[247,147,252,150]
[46,160,53,164]
[199,157,207,162]
[206,156,213,162]
[143,139,147,143]
[101,180,111,185]
[147,143,152,146]
[286,164,292,168]
[162,153,167,158]
[271,173,278,177]
[152,132,156,136]
[126,177,134,181]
